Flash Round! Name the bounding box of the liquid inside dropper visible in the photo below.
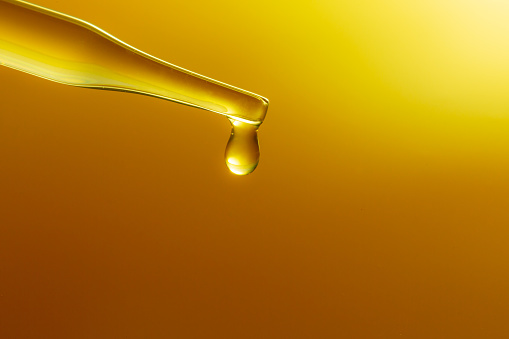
[225,118,260,176]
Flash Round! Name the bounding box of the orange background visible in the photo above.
[1,0,509,337]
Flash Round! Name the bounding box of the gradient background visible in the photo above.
[2,0,509,338]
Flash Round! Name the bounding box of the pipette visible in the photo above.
[0,0,269,175]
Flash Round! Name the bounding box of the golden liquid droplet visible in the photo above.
[225,119,260,176]
[0,0,269,175]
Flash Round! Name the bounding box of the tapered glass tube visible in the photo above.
[0,0,269,175]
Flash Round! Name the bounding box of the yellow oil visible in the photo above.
[225,119,260,175]
[0,0,268,175]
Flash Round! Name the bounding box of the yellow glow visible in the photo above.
[315,0,509,117]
